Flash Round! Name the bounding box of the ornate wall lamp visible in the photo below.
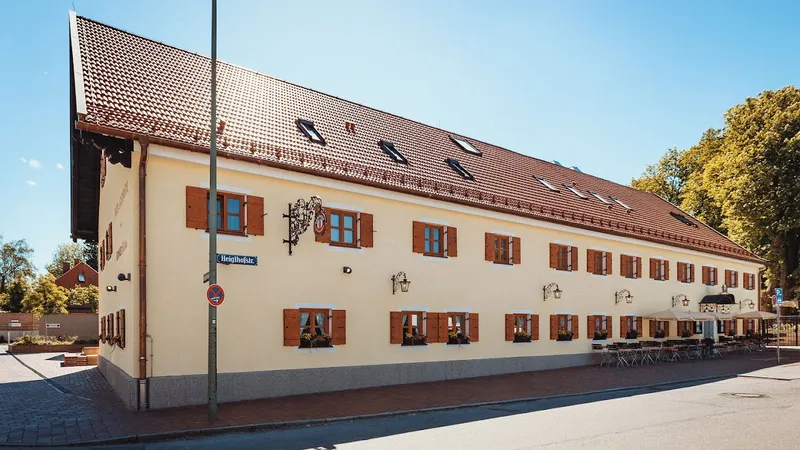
[543,283,562,301]
[739,299,755,310]
[282,196,324,256]
[391,272,410,295]
[615,289,633,305]
[672,294,689,308]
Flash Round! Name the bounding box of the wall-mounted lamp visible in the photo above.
[106,285,117,292]
[672,294,689,308]
[391,271,410,295]
[543,283,562,301]
[739,299,755,310]
[117,273,131,282]
[721,284,728,293]
[615,289,633,305]
[342,266,352,274]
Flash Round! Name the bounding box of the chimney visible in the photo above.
[62,262,70,274]
[345,121,356,133]
[73,258,81,267]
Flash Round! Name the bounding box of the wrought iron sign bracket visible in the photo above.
[282,196,324,256]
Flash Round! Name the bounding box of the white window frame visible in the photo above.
[452,136,482,156]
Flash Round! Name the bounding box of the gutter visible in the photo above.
[137,136,149,409]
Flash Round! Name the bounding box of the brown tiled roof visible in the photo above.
[71,16,762,263]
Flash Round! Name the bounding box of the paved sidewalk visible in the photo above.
[1,347,798,446]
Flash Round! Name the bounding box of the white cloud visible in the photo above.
[28,159,41,169]
[20,157,27,163]
[56,163,64,170]
[26,180,36,186]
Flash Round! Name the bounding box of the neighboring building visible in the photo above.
[68,13,765,410]
[54,259,98,289]
[1,312,39,342]
[39,308,99,340]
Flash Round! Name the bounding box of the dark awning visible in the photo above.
[700,294,736,304]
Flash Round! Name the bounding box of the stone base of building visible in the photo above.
[98,356,139,410]
[147,353,592,409]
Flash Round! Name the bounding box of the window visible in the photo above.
[587,249,610,275]
[694,321,703,335]
[744,273,756,290]
[726,270,739,288]
[412,221,457,257]
[300,309,329,337]
[593,316,607,332]
[446,158,474,180]
[297,119,325,144]
[424,224,444,256]
[703,266,718,286]
[512,314,528,334]
[486,233,520,265]
[329,210,358,247]
[207,192,245,234]
[670,211,697,227]
[678,263,695,283]
[534,176,559,192]
[77,273,86,283]
[379,140,408,164]
[609,196,632,210]
[717,320,727,334]
[558,314,573,333]
[589,191,612,205]
[650,258,668,281]
[564,184,588,199]
[550,244,576,271]
[451,136,482,156]
[493,235,510,264]
[447,313,466,335]
[621,255,641,279]
[623,316,641,338]
[402,312,423,336]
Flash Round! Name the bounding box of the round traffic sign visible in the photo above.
[207,284,225,307]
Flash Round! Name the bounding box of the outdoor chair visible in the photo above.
[607,344,628,368]
[592,343,610,367]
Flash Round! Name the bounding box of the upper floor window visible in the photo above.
[677,262,695,283]
[185,186,265,237]
[744,273,756,290]
[316,208,374,248]
[486,233,521,265]
[549,244,577,272]
[329,210,357,247]
[208,192,245,234]
[451,136,482,156]
[620,254,641,279]
[424,224,444,256]
[587,249,611,275]
[725,270,739,288]
[650,258,669,281]
[412,221,457,257]
[702,266,718,286]
[297,119,325,144]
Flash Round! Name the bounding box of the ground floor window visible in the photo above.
[300,309,331,348]
[694,321,703,335]
[447,313,469,344]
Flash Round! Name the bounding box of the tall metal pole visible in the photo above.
[207,0,219,421]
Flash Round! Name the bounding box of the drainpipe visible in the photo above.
[137,136,149,410]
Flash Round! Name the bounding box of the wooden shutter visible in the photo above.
[606,315,612,338]
[359,213,374,248]
[505,314,514,341]
[587,250,595,274]
[186,186,208,229]
[587,315,595,339]
[606,252,612,275]
[664,321,670,337]
[390,311,403,344]
[636,318,643,336]
[512,237,521,265]
[664,260,670,281]
[484,233,494,261]
[283,309,300,346]
[637,257,642,279]
[469,313,479,342]
[246,195,265,236]
[724,270,731,286]
[649,320,656,338]
[331,310,346,345]
[438,313,448,343]
[620,316,626,338]
[101,316,105,341]
[732,319,738,334]
[531,314,540,340]
[549,243,559,268]
[549,315,558,340]
[702,267,708,284]
[108,223,113,256]
[572,315,579,339]
[426,312,439,343]
[570,247,578,272]
[120,309,126,349]
[315,209,332,243]
[412,221,425,253]
[649,258,656,279]
[677,262,684,282]
[689,264,695,283]
[447,226,458,257]
[620,255,627,277]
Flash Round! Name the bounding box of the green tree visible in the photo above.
[22,273,68,316]
[45,242,86,278]
[630,147,685,205]
[0,235,35,294]
[0,277,30,312]
[66,285,99,312]
[83,241,98,271]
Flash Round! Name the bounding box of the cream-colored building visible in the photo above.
[68,13,764,410]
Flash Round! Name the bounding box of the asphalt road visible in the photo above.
[16,363,797,450]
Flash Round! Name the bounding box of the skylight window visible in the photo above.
[534,176,559,192]
[446,158,474,180]
[564,184,588,199]
[379,140,408,164]
[451,136,482,156]
[297,119,325,145]
[670,211,698,227]
[610,196,632,210]
[589,191,612,205]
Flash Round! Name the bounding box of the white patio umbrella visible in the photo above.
[686,312,716,321]
[643,310,696,321]
[734,310,777,320]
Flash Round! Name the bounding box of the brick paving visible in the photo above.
[1,345,798,446]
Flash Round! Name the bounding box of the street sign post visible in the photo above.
[206,284,225,307]
[776,288,783,363]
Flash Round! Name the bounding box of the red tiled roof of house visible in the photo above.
[71,15,762,263]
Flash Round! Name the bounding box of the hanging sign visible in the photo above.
[46,323,61,329]
[313,207,327,236]
[207,284,225,307]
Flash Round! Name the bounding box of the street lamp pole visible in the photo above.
[207,0,219,421]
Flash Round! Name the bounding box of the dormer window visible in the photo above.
[450,136,482,156]
[446,158,474,180]
[589,191,612,205]
[379,140,408,164]
[297,119,325,145]
[534,177,559,192]
[610,196,632,210]
[564,184,587,199]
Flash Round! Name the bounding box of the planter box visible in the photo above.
[9,344,85,354]
[402,338,427,346]
[513,336,532,343]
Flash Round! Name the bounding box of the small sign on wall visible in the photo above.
[46,323,61,329]
[7,322,21,328]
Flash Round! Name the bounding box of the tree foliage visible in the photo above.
[83,241,98,271]
[0,277,30,312]
[0,235,35,294]
[22,273,68,316]
[632,86,800,299]
[45,242,86,278]
[66,285,99,313]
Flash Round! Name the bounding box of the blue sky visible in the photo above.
[0,0,797,271]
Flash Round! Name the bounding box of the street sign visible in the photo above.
[7,322,21,328]
[776,288,783,305]
[206,284,225,307]
[203,272,210,283]
[46,323,61,329]
[216,254,257,266]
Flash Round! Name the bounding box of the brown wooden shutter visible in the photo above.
[390,311,403,344]
[447,226,458,257]
[512,237,521,265]
[572,315,579,339]
[426,312,439,343]
[531,314,540,340]
[359,213,374,248]
[331,310,346,345]
[664,260,670,281]
[649,258,656,279]
[606,251,613,275]
[664,321,670,337]
[100,316,105,341]
[732,319,737,334]
[484,233,494,261]
[549,243,559,268]
[587,249,595,274]
[689,264,695,283]
[505,314,514,341]
[649,320,656,338]
[570,246,578,272]
[120,309,126,348]
[438,313,448,343]
[246,195,265,236]
[637,257,643,278]
[606,315,612,338]
[550,315,558,340]
[469,313,479,342]
[186,186,208,229]
[620,316,626,338]
[316,209,332,243]
[412,221,425,253]
[587,315,595,340]
[702,266,708,284]
[677,262,684,282]
[108,223,113,255]
[636,317,643,336]
[283,309,300,346]
[724,270,731,286]
[620,255,627,277]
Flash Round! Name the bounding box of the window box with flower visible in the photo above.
[593,329,608,341]
[300,332,332,348]
[625,329,640,340]
[403,333,427,346]
[448,330,470,345]
[680,329,693,338]
[654,329,666,339]
[557,329,573,341]
[513,330,532,343]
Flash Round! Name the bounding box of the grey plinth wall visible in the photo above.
[98,356,139,410]
[147,352,592,410]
